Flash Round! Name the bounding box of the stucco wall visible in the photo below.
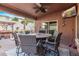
[35,11,76,45]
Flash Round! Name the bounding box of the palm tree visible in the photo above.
[21,18,34,31]
[11,17,19,32]
[21,20,27,31]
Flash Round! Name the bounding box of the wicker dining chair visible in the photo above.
[18,34,38,56]
[12,32,21,56]
[44,33,62,56]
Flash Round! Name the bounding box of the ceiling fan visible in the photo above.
[33,3,47,14]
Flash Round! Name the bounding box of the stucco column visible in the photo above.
[75,4,79,53]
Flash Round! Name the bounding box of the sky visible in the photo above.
[0,11,24,18]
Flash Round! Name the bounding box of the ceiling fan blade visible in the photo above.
[35,9,40,13]
[35,3,42,7]
[33,7,38,9]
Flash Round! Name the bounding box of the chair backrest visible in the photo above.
[18,34,36,45]
[12,32,20,46]
[18,34,37,55]
[39,30,46,33]
[55,33,62,50]
[25,31,30,34]
[49,30,54,36]
[53,31,58,39]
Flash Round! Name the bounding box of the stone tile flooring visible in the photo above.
[0,38,79,56]
[0,39,15,56]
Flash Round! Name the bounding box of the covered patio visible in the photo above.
[0,3,79,56]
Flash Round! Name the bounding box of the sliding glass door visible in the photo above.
[41,21,58,34]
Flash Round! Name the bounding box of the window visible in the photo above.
[41,20,58,33]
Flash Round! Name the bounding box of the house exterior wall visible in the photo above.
[35,11,76,45]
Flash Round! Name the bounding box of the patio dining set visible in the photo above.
[12,30,62,56]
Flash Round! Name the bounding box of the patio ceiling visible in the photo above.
[0,3,76,19]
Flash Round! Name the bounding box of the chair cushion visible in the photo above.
[43,43,55,50]
[48,37,55,42]
[47,42,56,45]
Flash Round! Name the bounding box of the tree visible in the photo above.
[21,18,34,31]
[11,17,19,22]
